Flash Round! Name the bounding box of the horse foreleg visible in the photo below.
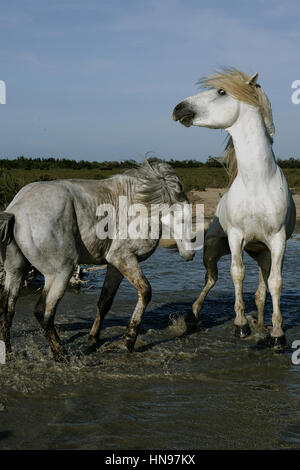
[107,252,151,352]
[267,233,286,348]
[87,264,123,347]
[228,231,250,338]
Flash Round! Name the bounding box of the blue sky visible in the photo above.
[0,0,299,162]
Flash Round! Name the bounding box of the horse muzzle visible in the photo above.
[172,101,195,128]
[180,250,195,262]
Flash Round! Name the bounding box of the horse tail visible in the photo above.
[0,212,15,245]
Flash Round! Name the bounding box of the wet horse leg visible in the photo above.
[0,242,27,355]
[248,250,271,331]
[228,230,250,338]
[107,252,151,352]
[87,264,123,348]
[34,269,73,362]
[267,232,286,348]
[191,235,230,323]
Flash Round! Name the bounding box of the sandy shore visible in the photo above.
[188,187,300,225]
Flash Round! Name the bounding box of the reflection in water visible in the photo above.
[0,237,300,449]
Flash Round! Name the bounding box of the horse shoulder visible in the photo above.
[214,192,229,233]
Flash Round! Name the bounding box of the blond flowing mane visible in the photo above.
[198,68,275,185]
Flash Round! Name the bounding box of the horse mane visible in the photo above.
[125,157,183,205]
[198,67,275,186]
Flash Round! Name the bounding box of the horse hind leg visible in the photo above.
[250,250,271,332]
[0,242,27,355]
[247,249,270,331]
[34,270,73,362]
[191,236,230,325]
[255,269,268,331]
[192,264,218,319]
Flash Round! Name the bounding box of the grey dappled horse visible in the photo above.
[0,159,194,361]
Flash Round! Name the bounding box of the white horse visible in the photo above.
[0,159,194,361]
[172,68,296,347]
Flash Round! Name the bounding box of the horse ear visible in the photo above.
[144,156,154,171]
[144,155,152,168]
[246,72,259,87]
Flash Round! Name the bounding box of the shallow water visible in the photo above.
[1,237,300,450]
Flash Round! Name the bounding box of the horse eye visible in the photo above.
[218,89,226,96]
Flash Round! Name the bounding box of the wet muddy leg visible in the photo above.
[86,264,123,352]
[228,232,250,338]
[191,235,229,329]
[107,252,152,352]
[267,233,286,349]
[34,271,72,362]
[0,246,27,356]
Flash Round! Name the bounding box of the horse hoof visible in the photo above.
[87,335,99,345]
[83,343,99,355]
[51,345,69,363]
[268,335,286,350]
[234,323,251,338]
[183,311,199,333]
[124,337,135,353]
[53,352,69,364]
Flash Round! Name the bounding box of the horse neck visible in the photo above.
[227,105,277,187]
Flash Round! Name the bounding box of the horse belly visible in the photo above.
[244,240,268,252]
[76,232,111,265]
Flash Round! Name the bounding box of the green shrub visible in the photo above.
[0,170,21,209]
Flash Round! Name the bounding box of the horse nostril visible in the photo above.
[172,102,187,121]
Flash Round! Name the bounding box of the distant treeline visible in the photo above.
[0,155,299,169]
[0,156,220,170]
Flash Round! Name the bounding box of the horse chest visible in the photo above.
[225,188,284,236]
